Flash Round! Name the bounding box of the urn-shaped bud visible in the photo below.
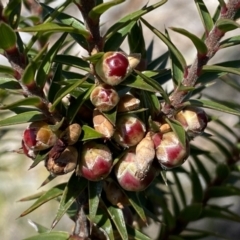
[117,94,140,112]
[95,52,140,86]
[135,132,155,179]
[104,181,129,208]
[113,114,146,148]
[90,83,119,112]
[46,146,78,175]
[175,107,208,135]
[93,109,114,138]
[114,148,156,191]
[22,121,57,157]
[60,123,82,145]
[156,131,190,169]
[78,141,112,181]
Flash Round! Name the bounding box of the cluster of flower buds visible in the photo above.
[21,121,82,176]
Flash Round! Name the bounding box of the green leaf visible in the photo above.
[106,205,128,240]
[135,70,170,103]
[170,27,208,55]
[18,192,46,202]
[126,225,151,240]
[207,186,240,198]
[202,64,240,76]
[93,209,114,240]
[178,203,203,222]
[172,172,187,207]
[21,61,36,86]
[0,97,41,110]
[36,33,67,88]
[194,0,214,33]
[0,111,46,127]
[124,191,147,223]
[67,85,95,123]
[54,55,90,72]
[19,183,66,217]
[165,118,186,148]
[19,22,90,38]
[27,220,49,233]
[169,185,180,216]
[189,162,203,202]
[50,75,88,111]
[0,22,17,50]
[88,181,103,221]
[0,65,15,76]
[220,35,240,48]
[185,99,240,116]
[23,231,69,240]
[141,18,186,85]
[89,0,125,22]
[147,50,169,70]
[102,108,117,126]
[52,174,87,228]
[28,151,49,170]
[216,18,240,32]
[0,77,21,89]
[80,125,104,141]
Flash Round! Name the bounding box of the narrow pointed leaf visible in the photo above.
[127,225,151,240]
[194,0,214,33]
[18,192,46,202]
[89,0,125,22]
[172,172,187,207]
[36,33,67,88]
[102,108,117,126]
[0,65,15,76]
[21,62,36,85]
[0,77,21,89]
[51,174,87,228]
[216,19,240,32]
[124,191,147,223]
[185,99,240,116]
[0,22,17,50]
[170,27,208,55]
[0,111,46,127]
[23,231,69,240]
[29,151,49,169]
[27,220,49,233]
[88,181,103,221]
[39,174,57,188]
[169,185,180,216]
[106,205,128,240]
[50,75,88,111]
[19,22,90,38]
[80,125,103,141]
[141,17,186,85]
[19,183,66,217]
[220,35,240,48]
[189,162,203,202]
[0,97,41,110]
[178,203,203,222]
[202,65,240,76]
[207,186,240,198]
[165,118,186,148]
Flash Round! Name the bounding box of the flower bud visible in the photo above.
[78,141,112,181]
[46,146,78,175]
[135,132,155,179]
[156,131,190,169]
[22,121,57,156]
[175,107,208,136]
[90,83,119,112]
[113,115,146,148]
[60,123,82,145]
[117,94,140,112]
[95,52,140,86]
[93,109,114,138]
[104,181,129,208]
[114,148,156,191]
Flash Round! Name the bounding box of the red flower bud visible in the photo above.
[90,83,119,112]
[78,141,112,181]
[156,131,190,169]
[95,52,140,86]
[113,115,146,148]
[22,121,57,157]
[117,94,140,112]
[175,107,208,136]
[46,146,78,175]
[114,148,156,191]
[93,109,114,138]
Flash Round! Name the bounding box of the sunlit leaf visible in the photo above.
[0,111,46,127]
[216,18,240,32]
[220,35,240,48]
[23,231,69,240]
[19,183,66,217]
[0,22,17,50]
[80,125,104,141]
[127,225,151,240]
[52,174,87,228]
[27,220,49,233]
